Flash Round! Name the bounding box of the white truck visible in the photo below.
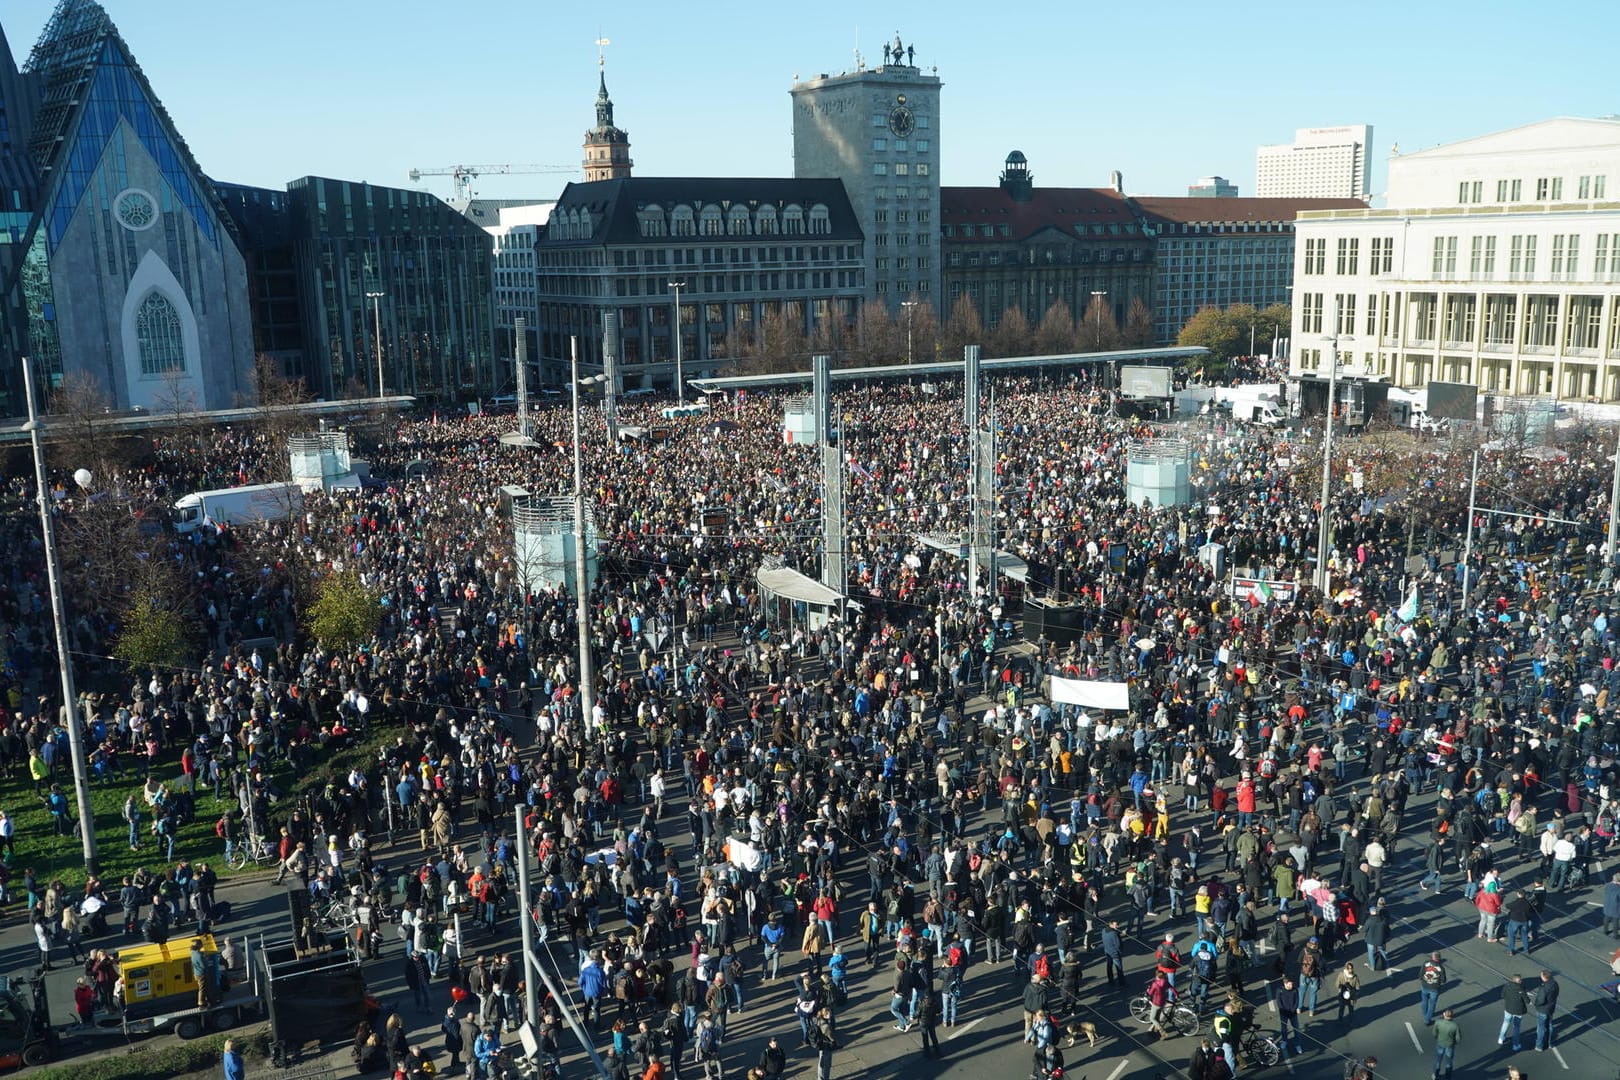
[1214,384,1285,426]
[172,482,303,534]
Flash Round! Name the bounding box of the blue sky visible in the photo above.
[6,0,1616,203]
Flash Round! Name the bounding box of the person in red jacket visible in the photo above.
[1235,777,1257,828]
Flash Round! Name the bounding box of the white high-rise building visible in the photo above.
[1257,125,1373,199]
[1288,117,1620,400]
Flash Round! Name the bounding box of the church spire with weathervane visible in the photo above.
[583,40,632,182]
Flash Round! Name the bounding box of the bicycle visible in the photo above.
[226,835,278,871]
[1128,994,1200,1037]
[313,894,359,931]
[1239,1029,1282,1068]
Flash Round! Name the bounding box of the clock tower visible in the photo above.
[791,36,942,310]
[583,67,633,182]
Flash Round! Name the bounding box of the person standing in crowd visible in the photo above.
[1432,1008,1460,1080]
[1499,974,1529,1052]
[1533,969,1559,1051]
[1419,952,1447,1025]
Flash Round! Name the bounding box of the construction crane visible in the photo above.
[407,164,579,201]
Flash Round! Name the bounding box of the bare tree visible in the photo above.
[1080,293,1122,352]
[987,305,1033,358]
[1033,298,1077,355]
[1122,297,1156,347]
[940,294,984,363]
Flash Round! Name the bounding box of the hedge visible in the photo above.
[30,1026,272,1080]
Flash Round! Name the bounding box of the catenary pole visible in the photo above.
[22,358,98,874]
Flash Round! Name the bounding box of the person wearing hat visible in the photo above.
[1297,936,1324,1016]
[761,910,786,981]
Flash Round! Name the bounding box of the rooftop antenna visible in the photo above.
[854,27,864,71]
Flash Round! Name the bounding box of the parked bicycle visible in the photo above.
[312,894,359,931]
[226,835,278,871]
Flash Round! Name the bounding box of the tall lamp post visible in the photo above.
[668,280,687,403]
[20,358,98,874]
[1315,323,1343,592]
[569,337,609,735]
[365,290,385,399]
[901,300,919,365]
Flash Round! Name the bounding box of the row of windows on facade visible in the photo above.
[540,297,856,331]
[537,270,865,298]
[947,247,1144,267]
[872,233,931,248]
[948,281,1126,303]
[872,162,931,177]
[870,137,931,153]
[871,209,930,225]
[874,187,932,202]
[1304,233,1620,279]
[1157,222,1294,236]
[943,222,1144,239]
[872,256,931,271]
[540,244,858,270]
[873,280,929,295]
[625,202,835,240]
[1296,289,1620,352]
[1456,175,1609,205]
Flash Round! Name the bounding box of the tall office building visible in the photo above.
[1256,125,1373,199]
[1188,176,1238,198]
[792,34,940,308]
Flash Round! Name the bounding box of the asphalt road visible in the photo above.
[7,730,1620,1079]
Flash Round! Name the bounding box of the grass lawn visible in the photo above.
[0,726,399,891]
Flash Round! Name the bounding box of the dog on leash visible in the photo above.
[1060,1018,1099,1048]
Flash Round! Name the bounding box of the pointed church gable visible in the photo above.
[45,40,216,253]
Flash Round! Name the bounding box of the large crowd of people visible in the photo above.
[2,371,1619,1080]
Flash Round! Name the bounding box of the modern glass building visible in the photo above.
[283,176,495,401]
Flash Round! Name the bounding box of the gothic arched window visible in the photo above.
[136,292,185,375]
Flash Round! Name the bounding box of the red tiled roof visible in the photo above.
[1133,196,1366,224]
[940,185,1136,242]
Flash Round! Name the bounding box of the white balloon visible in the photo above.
[72,468,92,489]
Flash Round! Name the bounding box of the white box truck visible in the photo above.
[172,482,303,534]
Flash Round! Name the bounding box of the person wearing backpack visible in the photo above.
[1418,951,1446,1025]
[692,1014,722,1080]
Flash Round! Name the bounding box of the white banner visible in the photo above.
[1050,676,1130,711]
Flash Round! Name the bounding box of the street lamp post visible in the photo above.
[901,300,919,365]
[668,280,686,404]
[365,290,385,399]
[1315,326,1342,592]
[569,337,609,736]
[20,358,98,874]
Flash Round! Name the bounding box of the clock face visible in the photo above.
[888,106,915,138]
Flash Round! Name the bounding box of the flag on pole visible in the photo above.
[1397,589,1420,623]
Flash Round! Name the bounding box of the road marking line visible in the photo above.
[949,1018,985,1039]
[1553,1048,1570,1070]
[1106,1059,1130,1080]
[1405,1022,1424,1053]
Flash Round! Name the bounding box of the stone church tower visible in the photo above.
[582,67,633,182]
